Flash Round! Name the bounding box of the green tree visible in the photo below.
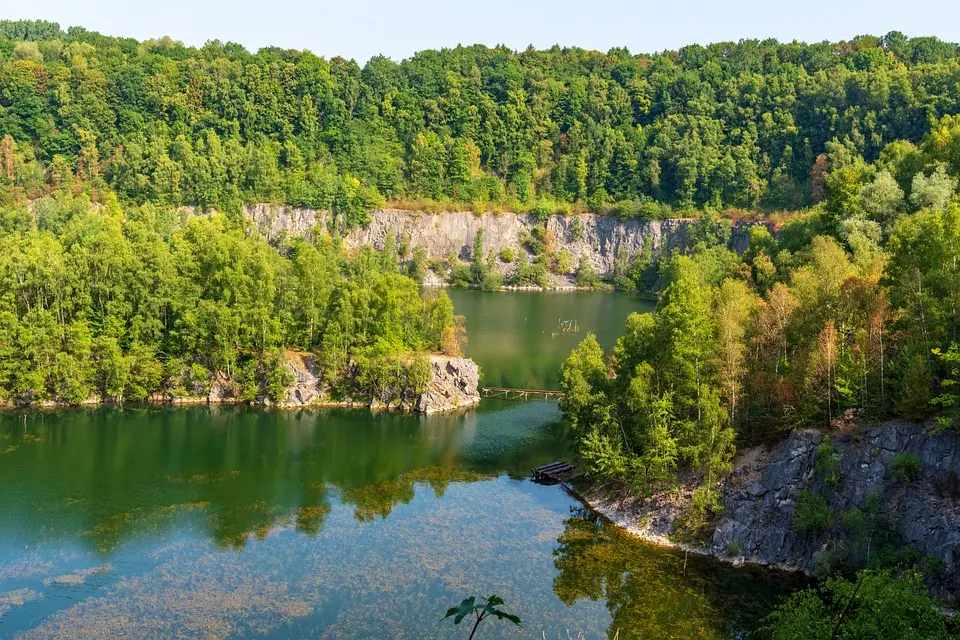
[762,570,951,640]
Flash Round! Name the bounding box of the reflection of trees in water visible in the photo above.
[552,510,799,639]
[0,404,565,550]
[339,466,495,522]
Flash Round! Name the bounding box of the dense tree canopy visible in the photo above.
[560,118,960,533]
[0,190,456,404]
[0,20,959,218]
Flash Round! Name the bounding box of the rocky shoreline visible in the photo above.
[3,352,482,415]
[576,420,960,603]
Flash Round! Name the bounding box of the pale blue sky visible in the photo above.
[6,0,959,62]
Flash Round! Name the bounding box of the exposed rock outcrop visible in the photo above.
[91,348,480,413]
[709,422,960,598]
[241,205,765,280]
[586,421,960,600]
[280,351,322,406]
[415,355,481,414]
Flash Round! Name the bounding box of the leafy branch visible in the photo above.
[443,595,521,639]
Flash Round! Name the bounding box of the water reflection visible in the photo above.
[0,402,568,551]
[553,511,804,638]
[0,402,798,638]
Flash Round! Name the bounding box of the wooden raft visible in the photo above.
[531,461,575,484]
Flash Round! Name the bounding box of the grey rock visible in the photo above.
[415,355,481,414]
[708,421,960,599]
[240,205,769,279]
[280,352,322,406]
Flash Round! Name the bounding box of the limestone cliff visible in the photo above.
[242,205,762,280]
[144,350,479,413]
[274,351,479,413]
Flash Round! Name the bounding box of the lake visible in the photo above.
[0,291,795,639]
[447,289,655,390]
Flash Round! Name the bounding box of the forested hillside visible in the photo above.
[1,18,959,219]
[559,127,960,576]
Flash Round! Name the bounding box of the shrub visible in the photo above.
[575,255,600,288]
[815,437,841,486]
[530,197,557,222]
[812,539,852,578]
[675,487,724,542]
[407,247,428,282]
[187,363,212,396]
[794,490,831,535]
[569,217,584,241]
[449,263,473,287]
[427,257,447,275]
[891,452,922,483]
[264,351,294,403]
[509,252,548,287]
[480,270,503,291]
[235,358,260,401]
[554,249,575,274]
[498,246,515,263]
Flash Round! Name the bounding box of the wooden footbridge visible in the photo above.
[480,386,566,400]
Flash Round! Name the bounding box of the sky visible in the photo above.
[4,0,959,62]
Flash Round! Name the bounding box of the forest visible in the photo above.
[0,189,458,404]
[553,104,960,633]
[559,116,960,499]
[0,17,958,473]
[1,16,959,636]
[0,19,959,220]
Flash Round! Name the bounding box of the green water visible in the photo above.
[0,291,795,639]
[448,289,656,390]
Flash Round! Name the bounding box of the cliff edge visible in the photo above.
[586,421,960,601]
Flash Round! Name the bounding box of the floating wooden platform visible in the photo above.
[481,387,566,401]
[531,461,576,484]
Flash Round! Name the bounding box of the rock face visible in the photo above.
[281,351,322,406]
[415,355,481,414]
[141,349,479,413]
[709,422,960,599]
[274,350,479,413]
[242,205,764,279]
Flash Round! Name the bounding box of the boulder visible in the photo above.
[279,351,322,406]
[415,355,480,414]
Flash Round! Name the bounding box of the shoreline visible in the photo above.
[567,478,811,577]
[0,394,481,414]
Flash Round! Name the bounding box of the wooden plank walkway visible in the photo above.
[481,387,566,400]
[531,461,576,484]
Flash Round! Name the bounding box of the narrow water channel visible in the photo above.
[0,291,796,639]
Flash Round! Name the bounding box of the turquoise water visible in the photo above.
[0,292,795,639]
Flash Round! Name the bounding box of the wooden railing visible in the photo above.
[480,387,566,400]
